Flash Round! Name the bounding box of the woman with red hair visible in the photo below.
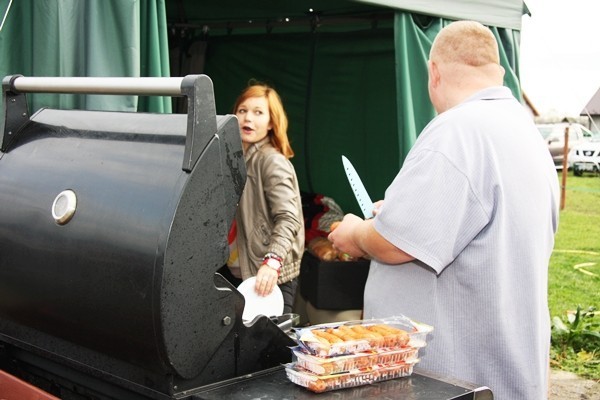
[222,81,304,314]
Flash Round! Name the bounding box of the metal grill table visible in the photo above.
[188,366,493,400]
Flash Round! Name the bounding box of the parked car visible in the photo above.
[536,123,596,169]
[568,139,600,176]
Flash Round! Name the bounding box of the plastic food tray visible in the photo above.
[285,360,417,393]
[293,315,433,357]
[291,346,419,376]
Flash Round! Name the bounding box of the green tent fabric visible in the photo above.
[394,14,522,163]
[0,0,171,113]
[196,12,522,214]
[200,24,399,214]
[0,0,525,215]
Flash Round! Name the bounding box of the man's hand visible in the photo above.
[328,209,415,265]
[327,213,368,258]
[372,200,384,216]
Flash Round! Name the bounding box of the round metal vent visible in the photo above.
[52,189,77,225]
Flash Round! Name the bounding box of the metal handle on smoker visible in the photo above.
[8,76,186,96]
[272,313,300,333]
[1,74,218,172]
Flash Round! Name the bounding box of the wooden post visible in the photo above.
[560,125,569,210]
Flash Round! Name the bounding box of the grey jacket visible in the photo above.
[235,138,304,284]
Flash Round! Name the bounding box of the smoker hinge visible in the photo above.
[180,75,218,172]
[1,75,30,153]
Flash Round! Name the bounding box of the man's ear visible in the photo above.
[428,60,440,87]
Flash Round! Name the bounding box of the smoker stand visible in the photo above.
[186,366,493,400]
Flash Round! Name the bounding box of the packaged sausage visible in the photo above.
[286,315,432,392]
[291,346,419,376]
[293,315,432,357]
[285,360,418,393]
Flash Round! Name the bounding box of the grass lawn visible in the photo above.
[548,170,600,379]
[549,171,600,317]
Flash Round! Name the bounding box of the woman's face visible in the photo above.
[235,96,272,151]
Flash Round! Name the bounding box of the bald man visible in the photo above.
[329,21,558,400]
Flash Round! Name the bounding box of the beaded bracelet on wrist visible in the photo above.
[263,252,283,262]
[262,253,283,276]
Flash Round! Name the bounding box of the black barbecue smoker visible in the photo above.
[0,75,297,399]
[0,75,492,400]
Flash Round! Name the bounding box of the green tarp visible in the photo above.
[0,0,171,113]
[201,26,398,208]
[196,13,521,213]
[0,0,523,215]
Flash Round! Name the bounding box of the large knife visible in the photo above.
[342,155,375,219]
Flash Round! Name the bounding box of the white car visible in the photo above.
[537,123,596,169]
[568,139,600,176]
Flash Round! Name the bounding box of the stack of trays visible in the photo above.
[285,315,433,393]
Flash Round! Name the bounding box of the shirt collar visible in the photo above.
[463,86,513,103]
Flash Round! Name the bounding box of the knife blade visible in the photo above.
[342,155,375,219]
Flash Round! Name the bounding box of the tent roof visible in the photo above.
[356,0,527,30]
[167,0,528,32]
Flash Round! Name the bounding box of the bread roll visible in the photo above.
[308,237,339,261]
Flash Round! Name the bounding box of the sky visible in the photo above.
[519,0,600,117]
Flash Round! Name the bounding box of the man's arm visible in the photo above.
[328,214,414,265]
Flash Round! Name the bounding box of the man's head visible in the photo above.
[428,20,505,113]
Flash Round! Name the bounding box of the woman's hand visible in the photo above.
[254,264,278,296]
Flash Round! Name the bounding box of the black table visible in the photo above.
[188,366,493,400]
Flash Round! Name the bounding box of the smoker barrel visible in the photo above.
[0,75,294,400]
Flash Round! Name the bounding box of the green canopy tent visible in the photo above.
[168,0,526,214]
[0,0,527,215]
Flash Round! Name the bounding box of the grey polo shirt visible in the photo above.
[365,86,559,400]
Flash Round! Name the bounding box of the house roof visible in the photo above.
[581,87,600,116]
